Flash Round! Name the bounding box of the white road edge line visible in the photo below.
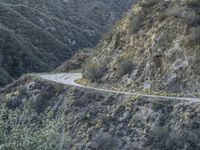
[36,73,200,103]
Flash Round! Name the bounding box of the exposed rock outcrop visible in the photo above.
[83,0,200,95]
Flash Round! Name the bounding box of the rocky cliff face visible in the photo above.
[82,0,200,95]
[0,0,137,86]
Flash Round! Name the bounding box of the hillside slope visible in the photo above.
[0,0,137,86]
[82,0,200,95]
[0,73,200,149]
[0,1,200,149]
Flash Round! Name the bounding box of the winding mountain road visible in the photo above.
[37,73,200,103]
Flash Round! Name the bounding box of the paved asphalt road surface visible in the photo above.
[37,73,200,103]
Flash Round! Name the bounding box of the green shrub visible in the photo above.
[166,5,200,25]
[29,92,51,113]
[184,0,200,7]
[82,60,106,82]
[0,104,70,150]
[149,126,170,149]
[166,7,184,18]
[0,68,13,86]
[139,0,159,7]
[91,131,118,150]
[159,13,167,22]
[183,11,200,25]
[148,126,186,149]
[131,114,144,128]
[166,130,185,149]
[4,98,21,110]
[152,101,165,111]
[129,15,142,34]
[188,27,200,44]
[18,86,27,96]
[117,57,134,77]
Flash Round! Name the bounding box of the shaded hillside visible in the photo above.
[0,73,200,149]
[82,0,200,95]
[0,0,137,86]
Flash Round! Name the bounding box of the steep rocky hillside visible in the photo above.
[82,0,200,95]
[0,0,137,86]
[0,74,200,149]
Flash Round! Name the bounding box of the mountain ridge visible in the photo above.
[0,0,137,86]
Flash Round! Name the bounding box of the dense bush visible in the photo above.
[139,0,159,7]
[129,15,142,34]
[149,126,170,149]
[165,2,200,46]
[184,11,200,25]
[91,131,118,150]
[166,5,200,25]
[4,98,22,110]
[82,60,106,82]
[29,86,63,113]
[184,0,200,7]
[148,124,200,150]
[0,104,70,150]
[117,57,134,77]
[152,101,165,111]
[0,67,13,86]
[188,27,200,43]
[166,7,184,18]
